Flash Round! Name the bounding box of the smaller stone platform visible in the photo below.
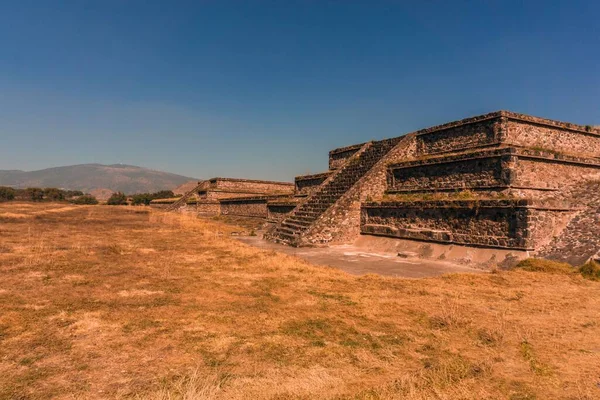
[219,194,293,219]
[151,177,294,215]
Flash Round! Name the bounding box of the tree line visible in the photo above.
[0,186,177,206]
[0,187,98,204]
[107,190,175,205]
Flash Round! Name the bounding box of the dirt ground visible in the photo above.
[1,203,599,399]
[236,236,484,278]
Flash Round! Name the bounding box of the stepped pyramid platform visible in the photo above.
[265,111,600,264]
[152,177,293,215]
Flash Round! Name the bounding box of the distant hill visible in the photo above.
[0,164,197,195]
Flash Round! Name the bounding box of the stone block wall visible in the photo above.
[294,172,332,196]
[219,197,269,218]
[504,113,600,158]
[207,178,294,194]
[328,143,365,170]
[202,190,270,200]
[388,149,510,192]
[413,111,600,158]
[416,116,501,156]
[387,148,600,196]
[511,150,600,193]
[539,180,600,264]
[196,201,221,216]
[267,202,297,223]
[527,206,579,250]
[361,199,574,250]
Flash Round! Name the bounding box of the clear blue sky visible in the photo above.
[1,1,598,180]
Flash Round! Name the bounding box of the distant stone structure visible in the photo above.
[164,111,599,265]
[151,177,294,216]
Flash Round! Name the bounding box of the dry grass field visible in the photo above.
[1,203,599,400]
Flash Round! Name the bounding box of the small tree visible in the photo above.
[65,190,84,198]
[0,186,15,202]
[44,188,65,202]
[151,190,175,199]
[71,195,99,205]
[131,193,153,206]
[107,192,128,205]
[25,188,44,202]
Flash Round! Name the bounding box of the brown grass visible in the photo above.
[513,258,574,274]
[1,203,599,399]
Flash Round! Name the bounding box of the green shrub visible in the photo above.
[64,190,84,198]
[24,188,44,202]
[0,186,15,202]
[131,193,153,206]
[71,195,99,205]
[152,190,175,199]
[514,258,573,274]
[130,190,176,206]
[107,192,128,205]
[579,261,600,281]
[43,188,65,202]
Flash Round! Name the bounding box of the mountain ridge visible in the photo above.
[0,164,198,195]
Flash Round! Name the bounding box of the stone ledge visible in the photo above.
[385,185,560,194]
[328,142,366,156]
[502,111,600,137]
[150,197,182,204]
[362,199,576,211]
[219,194,292,204]
[268,198,301,206]
[361,224,532,250]
[413,110,600,138]
[294,171,333,181]
[199,189,293,195]
[388,147,600,170]
[207,177,294,186]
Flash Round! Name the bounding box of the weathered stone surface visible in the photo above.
[196,201,221,216]
[219,194,294,219]
[267,201,298,223]
[219,196,269,218]
[539,180,600,264]
[361,199,576,250]
[294,172,332,196]
[413,110,600,157]
[328,143,365,170]
[206,177,294,193]
[387,148,600,195]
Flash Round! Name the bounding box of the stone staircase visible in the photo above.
[267,138,401,246]
[166,181,207,211]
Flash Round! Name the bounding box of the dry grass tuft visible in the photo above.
[579,261,600,281]
[143,369,225,400]
[514,258,574,274]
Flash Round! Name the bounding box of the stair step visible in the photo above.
[295,210,320,217]
[277,226,299,236]
[281,221,309,231]
[286,217,312,226]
